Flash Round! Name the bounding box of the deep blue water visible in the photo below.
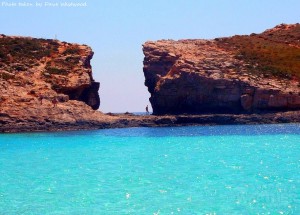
[0,124,299,214]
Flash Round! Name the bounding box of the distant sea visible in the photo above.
[0,124,299,214]
[108,112,151,115]
[132,112,149,115]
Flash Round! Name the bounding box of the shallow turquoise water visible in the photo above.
[0,124,299,214]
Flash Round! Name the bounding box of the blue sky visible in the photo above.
[1,0,299,112]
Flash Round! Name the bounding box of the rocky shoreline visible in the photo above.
[1,111,299,133]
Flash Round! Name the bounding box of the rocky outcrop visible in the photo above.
[1,26,300,133]
[143,24,300,115]
[0,35,102,129]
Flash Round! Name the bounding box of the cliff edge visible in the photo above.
[143,24,300,115]
[0,35,104,131]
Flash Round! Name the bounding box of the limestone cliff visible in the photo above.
[143,24,300,115]
[0,35,103,130]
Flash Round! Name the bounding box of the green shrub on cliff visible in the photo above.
[217,31,300,79]
[0,37,51,62]
[45,66,68,75]
[63,47,81,55]
[65,56,80,64]
[46,56,79,72]
[0,51,5,59]
[0,71,15,80]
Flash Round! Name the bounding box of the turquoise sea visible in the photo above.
[0,124,299,214]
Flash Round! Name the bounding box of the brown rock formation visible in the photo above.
[143,24,300,115]
[0,35,102,129]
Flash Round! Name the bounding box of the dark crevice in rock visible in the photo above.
[79,82,100,110]
[58,82,100,110]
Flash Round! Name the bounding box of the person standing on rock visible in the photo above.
[146,105,149,115]
[52,97,58,108]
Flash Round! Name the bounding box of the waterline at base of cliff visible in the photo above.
[1,111,300,133]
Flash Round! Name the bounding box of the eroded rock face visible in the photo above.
[143,24,300,115]
[0,35,101,127]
